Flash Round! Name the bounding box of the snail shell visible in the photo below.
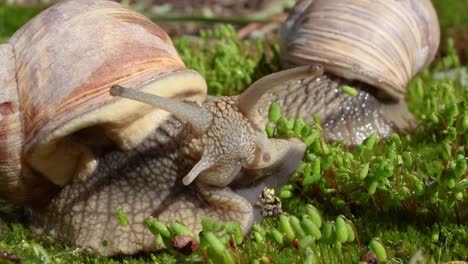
[280,0,440,100]
[0,0,207,204]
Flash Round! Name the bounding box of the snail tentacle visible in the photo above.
[237,64,324,126]
[110,85,213,136]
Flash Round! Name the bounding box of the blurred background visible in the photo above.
[1,0,468,64]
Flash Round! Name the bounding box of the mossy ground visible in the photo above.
[0,1,467,263]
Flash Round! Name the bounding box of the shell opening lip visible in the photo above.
[109,84,213,135]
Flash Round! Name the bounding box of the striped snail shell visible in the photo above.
[280,0,440,100]
[0,0,207,204]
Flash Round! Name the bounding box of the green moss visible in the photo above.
[173,25,280,96]
[0,5,45,42]
[432,0,468,30]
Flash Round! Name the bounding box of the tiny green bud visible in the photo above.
[302,174,320,187]
[302,163,312,178]
[402,152,413,169]
[279,190,293,199]
[311,140,322,153]
[304,204,322,228]
[294,118,306,135]
[365,133,378,150]
[270,228,284,245]
[279,214,296,240]
[335,216,348,243]
[461,113,468,131]
[211,219,224,232]
[414,181,424,195]
[312,158,321,176]
[146,217,171,238]
[204,232,227,257]
[253,231,264,244]
[390,133,401,145]
[430,113,439,124]
[201,217,216,231]
[116,209,129,227]
[154,234,165,249]
[322,143,330,155]
[368,181,379,195]
[337,173,349,180]
[442,142,452,159]
[323,156,334,170]
[454,192,464,201]
[301,217,321,240]
[265,124,275,138]
[455,157,466,178]
[171,221,194,237]
[225,222,243,245]
[322,222,335,244]
[290,215,306,238]
[369,238,387,262]
[301,125,311,138]
[447,178,456,189]
[331,197,346,206]
[345,222,355,242]
[447,103,459,118]
[252,224,266,237]
[415,80,424,98]
[340,85,358,96]
[359,163,370,180]
[335,156,343,168]
[431,226,439,242]
[304,133,318,146]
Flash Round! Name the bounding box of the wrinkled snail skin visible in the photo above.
[253,74,413,145]
[0,0,440,256]
[32,114,253,256]
[279,0,440,144]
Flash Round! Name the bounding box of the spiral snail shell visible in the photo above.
[281,0,440,100]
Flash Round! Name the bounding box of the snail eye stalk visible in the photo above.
[110,85,213,136]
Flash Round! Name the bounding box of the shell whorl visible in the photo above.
[280,0,440,100]
[0,44,24,203]
[2,0,207,199]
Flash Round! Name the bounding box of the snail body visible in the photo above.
[0,0,439,255]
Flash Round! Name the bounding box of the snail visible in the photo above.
[278,0,440,144]
[0,0,439,256]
